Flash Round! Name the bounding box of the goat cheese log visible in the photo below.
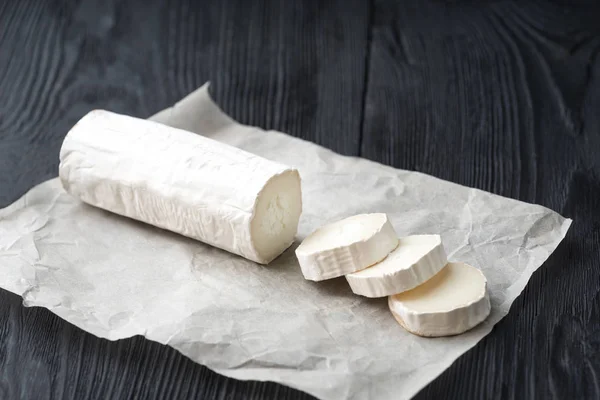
[59,110,303,264]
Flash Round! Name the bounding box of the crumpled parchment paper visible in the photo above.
[0,84,571,400]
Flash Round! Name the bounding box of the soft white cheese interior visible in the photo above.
[59,110,302,264]
[251,171,302,263]
[295,213,398,281]
[346,234,447,297]
[393,262,485,312]
[388,262,491,337]
[298,214,390,253]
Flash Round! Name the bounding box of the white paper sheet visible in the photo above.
[0,84,571,400]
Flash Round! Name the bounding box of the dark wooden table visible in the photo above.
[1,1,599,398]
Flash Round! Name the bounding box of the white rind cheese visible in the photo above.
[345,235,447,298]
[59,110,302,264]
[388,262,491,337]
[295,213,398,281]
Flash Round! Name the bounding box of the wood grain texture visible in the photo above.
[0,0,370,207]
[0,0,599,399]
[363,2,600,399]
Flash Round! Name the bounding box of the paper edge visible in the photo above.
[0,81,576,400]
[397,216,572,400]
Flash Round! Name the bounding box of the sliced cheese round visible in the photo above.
[295,213,398,281]
[346,234,447,298]
[59,110,302,264]
[388,262,490,337]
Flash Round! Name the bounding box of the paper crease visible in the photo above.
[0,84,571,400]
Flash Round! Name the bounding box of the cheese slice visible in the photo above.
[59,110,302,264]
[388,262,490,337]
[295,213,398,281]
[346,235,447,297]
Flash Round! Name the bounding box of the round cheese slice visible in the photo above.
[388,262,491,337]
[295,213,398,281]
[345,235,447,298]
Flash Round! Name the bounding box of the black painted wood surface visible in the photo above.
[1,1,599,399]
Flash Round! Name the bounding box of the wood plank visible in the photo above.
[362,1,600,399]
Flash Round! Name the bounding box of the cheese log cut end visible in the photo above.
[59,110,302,264]
[295,213,398,281]
[346,234,447,297]
[388,262,491,337]
[250,169,302,263]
